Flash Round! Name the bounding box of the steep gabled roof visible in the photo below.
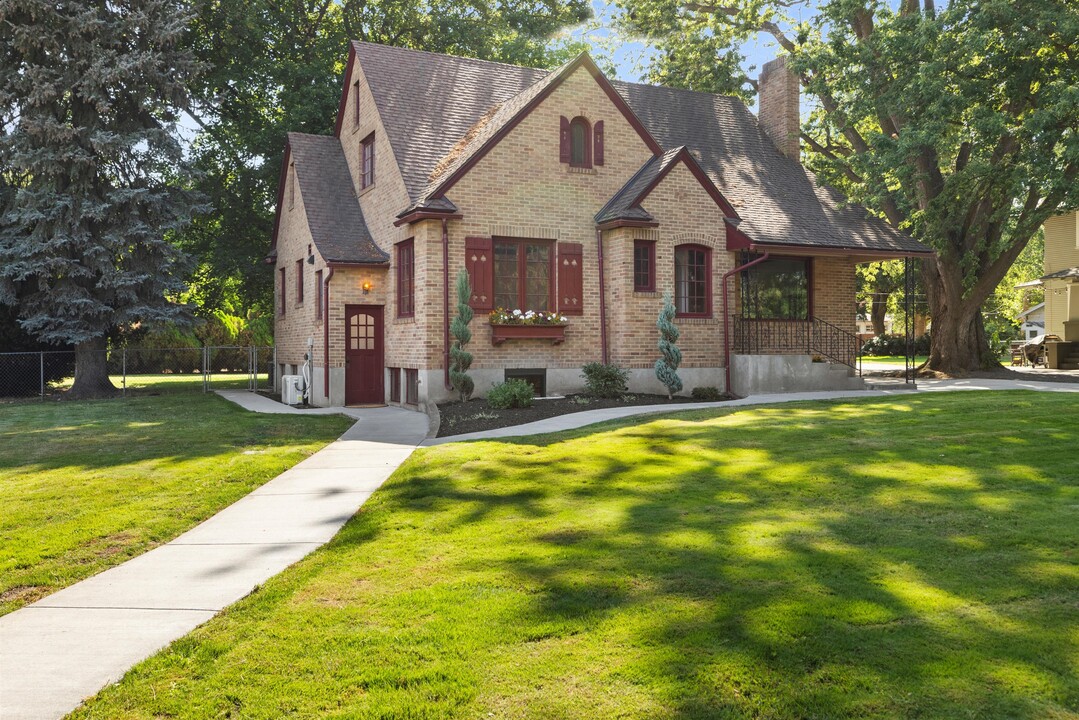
[613,81,930,255]
[596,146,738,226]
[330,42,931,256]
[285,133,387,264]
[348,41,546,206]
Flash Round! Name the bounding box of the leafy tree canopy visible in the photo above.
[617,0,1079,372]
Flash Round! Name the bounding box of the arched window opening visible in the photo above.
[569,116,591,168]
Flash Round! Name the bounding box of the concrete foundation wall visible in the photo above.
[730,355,864,395]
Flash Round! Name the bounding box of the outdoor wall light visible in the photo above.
[362,281,372,295]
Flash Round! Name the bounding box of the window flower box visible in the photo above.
[489,308,568,346]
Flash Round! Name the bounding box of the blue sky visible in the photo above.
[564,0,791,108]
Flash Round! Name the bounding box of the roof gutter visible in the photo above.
[596,228,609,364]
[722,252,770,397]
[748,242,934,259]
[322,266,335,399]
[442,218,452,390]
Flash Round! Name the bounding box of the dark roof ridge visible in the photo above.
[350,40,559,74]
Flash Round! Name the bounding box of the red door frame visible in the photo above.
[344,304,385,405]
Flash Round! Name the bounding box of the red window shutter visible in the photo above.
[593,120,604,166]
[559,116,570,164]
[465,236,494,311]
[557,242,584,315]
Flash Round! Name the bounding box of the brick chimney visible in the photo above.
[758,57,800,161]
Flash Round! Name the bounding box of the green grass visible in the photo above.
[70,392,1079,719]
[860,354,929,365]
[0,391,352,615]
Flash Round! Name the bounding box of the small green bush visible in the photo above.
[860,333,931,356]
[581,362,629,399]
[691,386,724,401]
[486,379,534,409]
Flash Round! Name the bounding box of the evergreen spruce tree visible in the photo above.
[655,291,683,399]
[0,0,201,398]
[449,269,475,402]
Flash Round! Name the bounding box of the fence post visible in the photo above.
[249,346,255,391]
[202,346,209,393]
[39,352,44,401]
[122,348,127,397]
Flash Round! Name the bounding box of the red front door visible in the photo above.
[344,305,384,405]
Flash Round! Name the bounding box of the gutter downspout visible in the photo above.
[323,266,334,399]
[596,228,609,364]
[722,251,770,397]
[442,218,452,390]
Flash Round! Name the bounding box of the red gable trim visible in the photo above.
[433,53,662,199]
[393,211,463,227]
[333,42,358,138]
[636,148,740,220]
[268,141,293,257]
[597,218,660,231]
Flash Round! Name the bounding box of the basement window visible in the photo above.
[505,368,546,397]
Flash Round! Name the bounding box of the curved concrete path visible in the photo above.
[423,377,1079,445]
[0,392,428,720]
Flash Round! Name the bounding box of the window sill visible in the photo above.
[634,289,659,297]
[490,323,567,346]
[565,165,596,175]
[358,183,375,198]
[394,315,416,324]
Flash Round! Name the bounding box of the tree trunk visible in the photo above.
[925,299,998,373]
[69,336,117,399]
[870,291,888,336]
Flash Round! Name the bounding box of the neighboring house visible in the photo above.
[1016,302,1045,341]
[1042,211,1079,340]
[269,42,932,408]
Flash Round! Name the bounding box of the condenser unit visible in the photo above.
[281,375,303,405]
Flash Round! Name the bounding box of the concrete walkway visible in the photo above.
[423,377,1079,445]
[0,393,428,720]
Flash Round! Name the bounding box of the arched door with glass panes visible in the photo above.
[344,304,384,405]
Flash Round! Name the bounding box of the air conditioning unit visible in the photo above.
[281,375,303,405]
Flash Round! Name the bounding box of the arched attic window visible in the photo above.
[570,116,591,167]
[560,115,603,168]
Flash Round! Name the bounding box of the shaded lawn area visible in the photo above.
[71,391,1079,719]
[860,354,928,365]
[0,392,352,615]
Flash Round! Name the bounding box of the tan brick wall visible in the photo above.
[1044,212,1079,336]
[274,162,326,372]
[812,257,858,333]
[443,64,657,373]
[603,163,731,370]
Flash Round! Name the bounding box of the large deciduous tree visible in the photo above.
[181,0,592,319]
[0,0,201,398]
[619,0,1079,372]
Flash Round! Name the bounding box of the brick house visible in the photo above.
[269,42,932,408]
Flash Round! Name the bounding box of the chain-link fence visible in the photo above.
[0,346,276,401]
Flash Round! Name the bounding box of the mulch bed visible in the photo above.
[436,393,728,438]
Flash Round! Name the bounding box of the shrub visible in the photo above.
[654,291,683,399]
[581,362,628,399]
[486,378,534,409]
[860,333,931,356]
[449,269,475,402]
[691,386,724,401]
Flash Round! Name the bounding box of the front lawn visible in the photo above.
[72,392,1079,719]
[0,392,352,615]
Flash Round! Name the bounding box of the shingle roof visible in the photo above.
[1041,266,1079,281]
[352,42,931,256]
[595,147,684,224]
[354,41,545,206]
[288,132,388,264]
[612,81,930,255]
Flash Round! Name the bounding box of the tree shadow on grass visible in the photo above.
[370,391,1079,718]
